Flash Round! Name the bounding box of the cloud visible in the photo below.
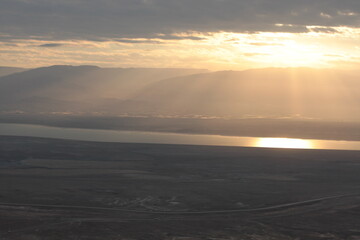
[38,43,64,47]
[243,52,270,57]
[114,35,205,44]
[115,39,161,44]
[153,35,205,40]
[248,42,284,46]
[0,0,359,42]
[309,27,339,33]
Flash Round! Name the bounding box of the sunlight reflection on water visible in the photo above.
[253,138,314,149]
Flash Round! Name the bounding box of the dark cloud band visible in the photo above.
[38,43,64,47]
[0,0,359,41]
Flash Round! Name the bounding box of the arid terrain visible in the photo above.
[0,135,359,240]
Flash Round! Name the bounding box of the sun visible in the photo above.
[216,31,335,69]
[251,40,327,67]
[255,138,313,149]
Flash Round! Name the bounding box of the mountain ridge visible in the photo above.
[0,66,27,77]
[0,65,358,121]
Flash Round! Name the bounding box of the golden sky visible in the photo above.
[1,0,359,70]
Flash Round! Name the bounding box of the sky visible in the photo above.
[1,0,360,70]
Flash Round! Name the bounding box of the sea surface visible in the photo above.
[0,123,359,151]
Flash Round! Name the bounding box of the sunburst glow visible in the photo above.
[255,138,313,149]
[2,27,360,69]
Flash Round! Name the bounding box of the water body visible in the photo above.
[0,123,359,151]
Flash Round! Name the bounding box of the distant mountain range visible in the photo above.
[0,65,208,113]
[0,65,359,121]
[0,67,26,77]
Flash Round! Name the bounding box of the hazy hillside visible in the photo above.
[130,68,360,121]
[0,66,26,77]
[0,65,208,112]
[0,66,359,121]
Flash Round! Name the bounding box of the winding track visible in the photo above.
[0,193,357,215]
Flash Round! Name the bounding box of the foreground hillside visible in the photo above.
[0,136,359,240]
